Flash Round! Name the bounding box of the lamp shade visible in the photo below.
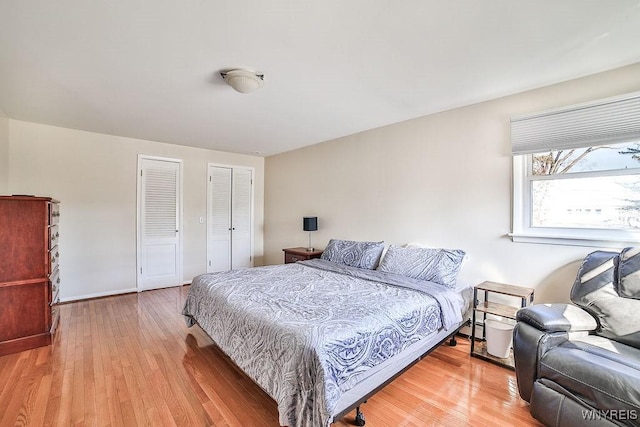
[220,69,264,93]
[303,217,318,231]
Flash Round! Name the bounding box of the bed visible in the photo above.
[182,241,472,427]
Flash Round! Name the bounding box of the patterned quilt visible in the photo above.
[182,259,464,427]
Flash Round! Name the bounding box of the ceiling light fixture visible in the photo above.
[220,68,264,94]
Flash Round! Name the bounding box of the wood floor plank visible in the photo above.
[26,373,52,426]
[0,353,26,404]
[0,286,542,426]
[105,371,125,427]
[55,368,73,426]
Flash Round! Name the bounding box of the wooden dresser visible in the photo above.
[0,196,61,356]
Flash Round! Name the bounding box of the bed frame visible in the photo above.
[333,321,468,426]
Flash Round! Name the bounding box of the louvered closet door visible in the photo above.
[231,168,252,269]
[207,166,232,272]
[207,165,253,272]
[138,158,182,291]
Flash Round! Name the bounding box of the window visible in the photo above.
[511,92,640,247]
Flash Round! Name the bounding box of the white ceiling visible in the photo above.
[1,1,640,157]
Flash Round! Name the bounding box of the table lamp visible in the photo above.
[303,217,318,251]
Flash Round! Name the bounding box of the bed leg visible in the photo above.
[354,406,366,426]
[449,334,457,346]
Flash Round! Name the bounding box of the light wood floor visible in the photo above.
[0,286,541,426]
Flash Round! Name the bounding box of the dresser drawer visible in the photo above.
[285,252,305,263]
[50,306,60,334]
[49,246,60,274]
[50,268,61,305]
[283,248,323,264]
[49,225,60,249]
[49,203,60,225]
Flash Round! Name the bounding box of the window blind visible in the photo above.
[511,91,640,155]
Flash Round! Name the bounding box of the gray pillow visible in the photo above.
[320,239,385,269]
[377,245,466,288]
[570,249,640,348]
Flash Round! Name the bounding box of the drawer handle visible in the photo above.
[57,277,61,284]
[291,256,300,262]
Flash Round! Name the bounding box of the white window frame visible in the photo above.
[511,153,640,248]
[510,91,640,248]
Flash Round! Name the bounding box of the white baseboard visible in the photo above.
[60,287,138,303]
[60,282,193,303]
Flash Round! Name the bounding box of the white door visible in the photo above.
[207,166,232,272]
[231,168,252,269]
[137,157,182,291]
[207,165,253,272]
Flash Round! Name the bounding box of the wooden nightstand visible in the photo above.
[283,247,323,264]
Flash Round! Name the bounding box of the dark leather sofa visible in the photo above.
[513,248,640,426]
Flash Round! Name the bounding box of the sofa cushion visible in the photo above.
[568,335,640,371]
[570,249,640,348]
[530,380,621,427]
[620,247,640,299]
[539,337,640,417]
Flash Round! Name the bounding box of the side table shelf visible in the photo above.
[471,281,534,369]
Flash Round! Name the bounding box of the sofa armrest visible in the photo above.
[513,304,598,402]
[516,303,597,333]
[513,322,569,402]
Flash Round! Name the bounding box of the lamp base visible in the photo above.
[306,247,315,252]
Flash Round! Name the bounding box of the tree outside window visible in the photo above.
[530,142,640,230]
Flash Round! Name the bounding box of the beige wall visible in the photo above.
[0,110,8,194]
[265,62,640,303]
[7,120,264,301]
